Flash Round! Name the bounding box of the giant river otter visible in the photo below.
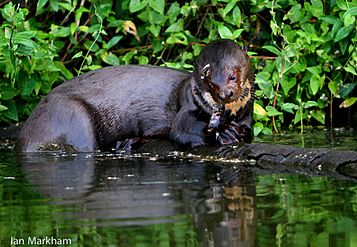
[16,39,254,152]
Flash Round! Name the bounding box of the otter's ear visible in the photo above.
[200,64,211,80]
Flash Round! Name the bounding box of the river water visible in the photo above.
[0,129,356,246]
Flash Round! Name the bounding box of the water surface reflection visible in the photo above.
[18,152,256,246]
[0,148,356,246]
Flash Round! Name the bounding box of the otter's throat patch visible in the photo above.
[225,80,253,115]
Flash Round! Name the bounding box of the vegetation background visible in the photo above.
[0,0,356,136]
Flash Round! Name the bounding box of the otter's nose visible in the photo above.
[217,86,235,102]
[224,88,235,99]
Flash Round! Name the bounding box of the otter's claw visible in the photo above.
[116,137,144,151]
[216,127,242,145]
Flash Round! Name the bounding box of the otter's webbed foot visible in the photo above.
[116,137,144,151]
[216,121,251,145]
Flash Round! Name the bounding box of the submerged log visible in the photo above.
[216,143,357,180]
[137,140,357,180]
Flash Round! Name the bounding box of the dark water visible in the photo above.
[0,131,357,247]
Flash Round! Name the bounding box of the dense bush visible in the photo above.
[0,0,356,135]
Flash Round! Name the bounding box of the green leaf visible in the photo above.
[166,32,188,45]
[70,22,76,35]
[167,2,180,23]
[36,0,48,15]
[138,56,149,64]
[266,106,282,116]
[320,16,339,24]
[339,97,357,108]
[82,65,102,71]
[253,122,264,136]
[105,36,123,49]
[58,2,73,11]
[346,7,357,16]
[311,110,325,124]
[286,4,302,23]
[336,0,347,10]
[54,61,73,80]
[232,6,241,27]
[328,81,338,96]
[72,51,83,59]
[262,45,281,55]
[75,6,89,23]
[0,104,8,112]
[121,50,137,64]
[148,0,165,14]
[2,100,18,121]
[0,84,19,100]
[218,25,233,39]
[222,0,237,17]
[294,111,301,124]
[13,35,38,49]
[51,26,71,37]
[85,55,92,65]
[152,39,164,53]
[2,3,15,23]
[340,83,356,98]
[232,29,244,39]
[294,110,308,124]
[180,5,191,17]
[129,0,147,13]
[303,101,319,108]
[13,31,38,49]
[78,26,89,33]
[339,38,348,55]
[307,66,322,75]
[281,77,296,95]
[310,0,323,17]
[101,52,120,66]
[281,103,297,114]
[262,127,273,135]
[145,11,166,25]
[345,65,357,75]
[14,31,36,39]
[19,75,39,96]
[254,103,267,116]
[334,24,354,42]
[165,19,184,33]
[49,0,59,11]
[331,20,344,38]
[149,25,161,37]
[310,74,324,95]
[344,13,356,26]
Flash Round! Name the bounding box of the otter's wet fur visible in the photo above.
[16,40,254,152]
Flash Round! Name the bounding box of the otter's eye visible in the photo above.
[228,74,237,81]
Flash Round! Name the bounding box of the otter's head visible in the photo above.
[194,40,253,110]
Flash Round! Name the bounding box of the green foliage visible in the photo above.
[253,0,357,134]
[0,0,356,135]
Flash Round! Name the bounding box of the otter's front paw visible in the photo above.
[216,127,242,145]
[116,137,144,151]
[216,121,251,145]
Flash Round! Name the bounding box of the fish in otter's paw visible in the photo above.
[16,39,254,152]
